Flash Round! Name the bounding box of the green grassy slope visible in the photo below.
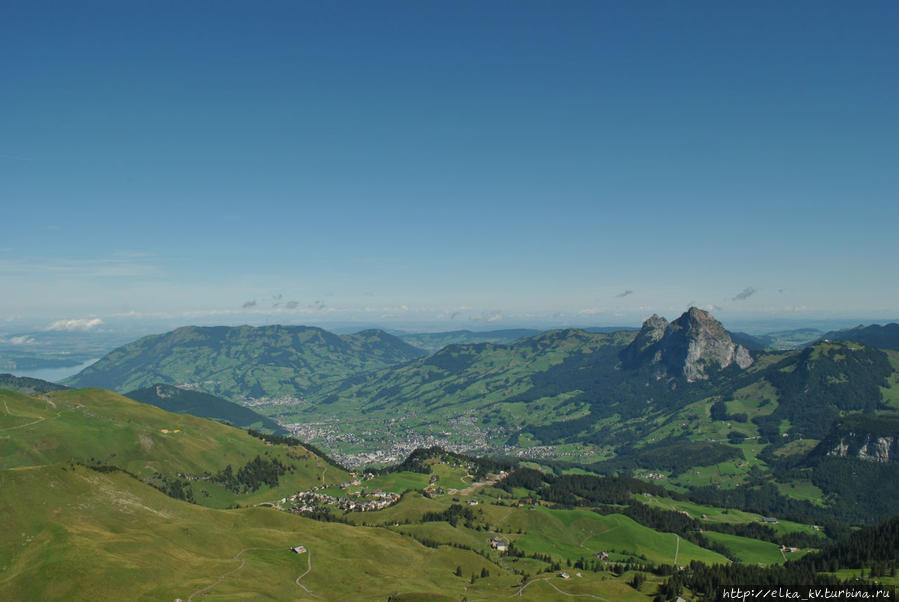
[1,461,682,601]
[0,464,514,601]
[0,388,346,508]
[702,531,797,565]
[344,488,729,567]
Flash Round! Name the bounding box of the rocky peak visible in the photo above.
[621,307,754,382]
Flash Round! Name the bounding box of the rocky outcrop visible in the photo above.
[621,307,754,382]
[827,434,898,463]
[815,414,899,463]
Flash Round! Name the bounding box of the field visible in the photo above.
[509,507,727,566]
[702,532,790,566]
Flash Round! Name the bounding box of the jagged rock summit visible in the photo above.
[621,307,753,382]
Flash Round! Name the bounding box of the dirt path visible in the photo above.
[673,535,680,566]
[295,549,320,598]
[187,546,320,601]
[495,507,515,526]
[0,416,47,432]
[511,577,609,599]
[457,475,499,496]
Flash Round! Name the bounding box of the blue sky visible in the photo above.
[2,1,898,332]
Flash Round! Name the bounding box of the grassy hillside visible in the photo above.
[3,397,881,600]
[0,388,346,508]
[0,459,699,600]
[0,464,515,601]
[63,325,426,400]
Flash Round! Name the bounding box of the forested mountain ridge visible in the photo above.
[818,322,899,350]
[0,373,69,394]
[398,328,543,351]
[125,383,287,435]
[63,324,426,400]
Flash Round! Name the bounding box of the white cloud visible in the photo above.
[45,318,104,331]
[2,335,35,345]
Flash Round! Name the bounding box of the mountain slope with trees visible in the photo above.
[64,324,426,400]
[125,383,287,434]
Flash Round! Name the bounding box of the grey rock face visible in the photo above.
[621,307,754,382]
[828,434,898,463]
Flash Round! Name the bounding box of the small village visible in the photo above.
[276,473,402,514]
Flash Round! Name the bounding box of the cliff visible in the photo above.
[621,307,753,382]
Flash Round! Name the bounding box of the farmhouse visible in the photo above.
[489,537,508,551]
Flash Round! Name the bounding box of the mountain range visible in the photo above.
[59,310,899,489]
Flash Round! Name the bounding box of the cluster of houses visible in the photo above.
[282,484,401,514]
[336,490,399,512]
[285,490,338,513]
[637,472,666,480]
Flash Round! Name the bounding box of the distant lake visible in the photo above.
[6,359,99,384]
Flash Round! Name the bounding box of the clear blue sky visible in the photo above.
[2,1,897,332]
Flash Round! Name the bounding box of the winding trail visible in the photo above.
[295,549,321,598]
[674,535,680,566]
[511,577,609,600]
[186,546,319,601]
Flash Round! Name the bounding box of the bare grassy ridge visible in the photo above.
[0,388,347,508]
